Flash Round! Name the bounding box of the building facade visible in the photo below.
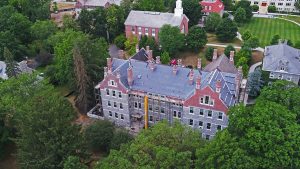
[124,0,189,41]
[200,0,225,16]
[248,0,299,13]
[89,48,242,140]
[262,42,300,85]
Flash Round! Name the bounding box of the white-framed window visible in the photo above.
[189,119,193,126]
[178,112,181,118]
[106,89,109,95]
[270,2,275,5]
[205,135,210,140]
[138,27,142,35]
[145,28,149,35]
[115,112,118,118]
[207,123,211,130]
[286,3,291,6]
[118,92,122,98]
[114,102,117,108]
[108,101,111,106]
[217,125,222,130]
[149,104,152,111]
[207,110,212,117]
[151,29,156,37]
[112,90,116,97]
[134,102,138,108]
[121,114,124,120]
[278,2,283,5]
[120,103,123,109]
[278,74,283,79]
[205,6,207,10]
[199,121,203,129]
[218,112,223,120]
[155,106,159,112]
[149,115,153,122]
[131,26,135,34]
[208,6,211,10]
[254,1,258,4]
[173,110,177,117]
[287,76,292,81]
[269,72,274,78]
[205,96,209,104]
[109,111,112,116]
[190,107,194,114]
[109,80,116,87]
[161,107,165,113]
[199,109,204,116]
[138,102,142,109]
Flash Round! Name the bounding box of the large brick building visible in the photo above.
[89,47,242,140]
[124,0,189,41]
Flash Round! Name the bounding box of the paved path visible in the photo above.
[206,43,264,52]
[109,44,120,58]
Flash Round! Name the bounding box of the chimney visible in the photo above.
[116,70,121,78]
[189,69,194,85]
[136,44,139,53]
[118,50,124,59]
[177,59,182,67]
[213,49,218,61]
[146,46,150,52]
[104,66,108,77]
[235,67,242,97]
[156,56,161,64]
[149,60,156,71]
[238,66,243,78]
[127,65,133,86]
[216,80,221,93]
[230,51,234,64]
[107,58,112,73]
[147,50,153,60]
[197,58,202,69]
[196,75,201,89]
[172,64,178,75]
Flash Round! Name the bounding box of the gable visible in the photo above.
[99,74,128,93]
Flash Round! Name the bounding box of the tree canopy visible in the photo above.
[216,18,238,42]
[182,0,202,26]
[204,13,222,32]
[186,26,207,52]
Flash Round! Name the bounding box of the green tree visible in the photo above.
[186,26,207,51]
[139,35,159,56]
[3,47,19,78]
[205,12,222,32]
[295,0,300,10]
[216,18,238,42]
[234,7,247,24]
[85,120,115,152]
[63,156,88,169]
[246,68,264,97]
[182,0,202,26]
[159,24,185,56]
[205,47,214,61]
[222,0,234,10]
[294,40,300,49]
[124,35,138,55]
[110,130,133,150]
[270,34,280,45]
[244,36,260,48]
[0,118,10,159]
[114,34,127,49]
[106,5,125,40]
[267,5,277,12]
[242,30,252,41]
[161,51,171,64]
[224,45,236,58]
[134,0,165,11]
[235,0,253,21]
[96,121,204,168]
[251,5,259,12]
[62,15,78,31]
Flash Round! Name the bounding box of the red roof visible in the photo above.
[200,0,224,14]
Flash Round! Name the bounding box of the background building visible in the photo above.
[248,0,299,13]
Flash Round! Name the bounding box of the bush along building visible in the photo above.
[89,47,242,140]
[124,0,189,41]
[262,41,300,85]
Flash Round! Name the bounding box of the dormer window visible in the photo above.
[108,80,117,87]
[200,96,214,106]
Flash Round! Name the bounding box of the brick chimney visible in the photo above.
[230,51,234,64]
[235,67,242,98]
[156,56,161,64]
[147,50,153,60]
[172,64,178,75]
[197,58,202,69]
[213,49,218,61]
[116,70,121,78]
[118,50,124,59]
[146,46,150,52]
[177,59,182,67]
[107,58,112,73]
[127,65,133,86]
[196,75,201,89]
[216,80,222,93]
[149,60,156,71]
[136,44,139,53]
[104,66,108,77]
[189,69,194,85]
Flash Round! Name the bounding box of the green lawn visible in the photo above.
[239,18,300,47]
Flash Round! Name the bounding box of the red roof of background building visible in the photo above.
[200,0,224,13]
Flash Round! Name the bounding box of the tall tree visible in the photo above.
[234,0,253,21]
[295,0,300,10]
[216,18,238,42]
[134,0,165,12]
[3,47,19,78]
[222,0,234,10]
[186,26,207,52]
[204,12,222,32]
[182,0,202,26]
[106,5,125,41]
[63,156,88,169]
[234,7,247,24]
[246,68,264,97]
[270,34,280,45]
[224,45,236,58]
[161,51,171,64]
[205,47,214,61]
[159,24,185,56]
[243,36,260,49]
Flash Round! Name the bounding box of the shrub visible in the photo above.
[114,34,126,49]
[110,129,133,150]
[205,47,214,61]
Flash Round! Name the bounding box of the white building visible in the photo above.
[248,0,299,13]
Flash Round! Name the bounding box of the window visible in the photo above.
[218,112,223,120]
[199,121,203,128]
[138,102,141,109]
[280,66,285,71]
[111,80,115,86]
[269,72,274,78]
[149,105,152,111]
[134,102,138,108]
[161,107,165,113]
[138,27,142,35]
[189,119,193,126]
[210,100,214,106]
[270,2,275,5]
[278,74,283,79]
[112,90,116,97]
[207,123,211,130]
[217,125,222,130]
[207,110,212,117]
[254,1,258,4]
[109,111,112,116]
[114,102,117,107]
[173,110,177,117]
[199,109,204,116]
[115,113,118,118]
[108,101,111,106]
[149,115,153,122]
[145,28,149,35]
[106,89,109,95]
[278,2,283,5]
[205,6,207,10]
[118,92,122,98]
[205,135,210,140]
[155,106,159,112]
[131,26,135,34]
[205,96,209,104]
[208,6,211,10]
[200,97,204,104]
[120,103,123,109]
[190,107,194,114]
[121,114,124,120]
[152,29,156,36]
[287,76,292,81]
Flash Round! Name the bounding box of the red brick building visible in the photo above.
[124,0,189,41]
[200,0,225,16]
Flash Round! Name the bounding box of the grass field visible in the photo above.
[239,18,300,47]
[279,15,300,24]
